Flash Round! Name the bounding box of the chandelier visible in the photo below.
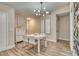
[33,2,49,16]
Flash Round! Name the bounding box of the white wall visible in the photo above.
[57,14,70,41]
[45,4,70,42]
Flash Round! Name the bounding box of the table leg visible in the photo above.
[38,39,40,53]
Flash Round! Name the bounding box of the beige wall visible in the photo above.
[57,14,70,41]
[0,4,15,48]
[27,17,41,34]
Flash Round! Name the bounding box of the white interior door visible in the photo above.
[0,12,8,51]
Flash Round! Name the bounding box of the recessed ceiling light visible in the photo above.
[34,10,36,12]
[46,11,49,14]
[43,7,46,10]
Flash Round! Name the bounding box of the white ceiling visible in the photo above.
[1,2,69,17]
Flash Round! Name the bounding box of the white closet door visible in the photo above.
[0,12,8,51]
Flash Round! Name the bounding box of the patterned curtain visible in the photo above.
[73,2,79,39]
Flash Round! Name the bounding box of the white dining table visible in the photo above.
[24,34,47,53]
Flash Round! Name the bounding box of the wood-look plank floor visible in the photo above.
[0,40,72,56]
